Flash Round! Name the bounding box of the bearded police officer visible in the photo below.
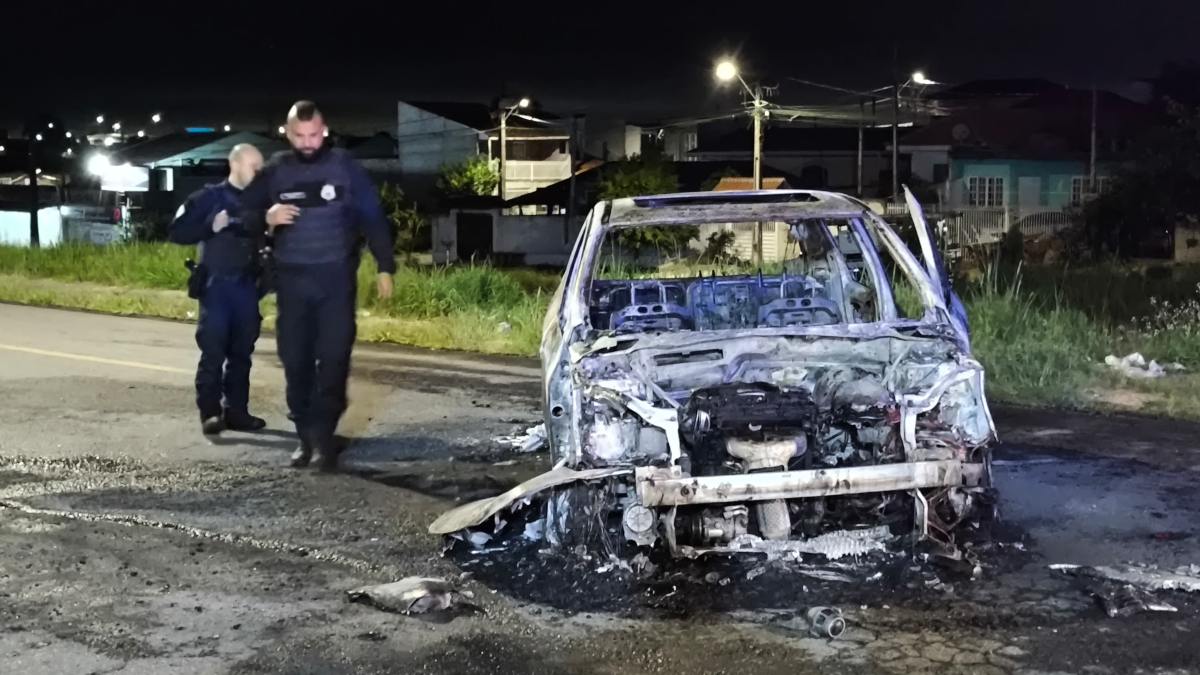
[241,101,395,470]
[169,143,268,437]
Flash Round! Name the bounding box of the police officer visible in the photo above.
[169,143,268,436]
[241,101,395,470]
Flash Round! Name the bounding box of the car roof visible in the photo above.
[603,190,874,228]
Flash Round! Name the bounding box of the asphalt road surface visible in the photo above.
[2,303,1199,674]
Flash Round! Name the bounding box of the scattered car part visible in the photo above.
[1051,563,1200,592]
[806,606,846,639]
[1092,583,1178,617]
[347,577,476,615]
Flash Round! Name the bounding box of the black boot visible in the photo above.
[289,439,313,468]
[309,432,338,473]
[201,415,224,437]
[224,409,267,432]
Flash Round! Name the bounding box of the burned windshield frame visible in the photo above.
[583,218,892,334]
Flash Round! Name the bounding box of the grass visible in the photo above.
[5,243,1200,419]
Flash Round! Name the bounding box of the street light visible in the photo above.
[714,58,769,263]
[47,122,54,129]
[34,133,43,141]
[497,96,531,201]
[65,131,72,139]
[223,124,231,132]
[911,71,937,86]
[112,122,121,131]
[87,153,111,175]
[277,125,286,135]
[152,113,162,124]
[137,130,145,138]
[96,115,104,124]
[103,137,116,147]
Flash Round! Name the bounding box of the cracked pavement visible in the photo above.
[1,303,1199,674]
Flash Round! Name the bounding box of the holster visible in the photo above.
[255,245,277,299]
[185,259,209,300]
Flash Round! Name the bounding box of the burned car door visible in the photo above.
[903,187,971,348]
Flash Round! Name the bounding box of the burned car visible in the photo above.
[432,188,996,560]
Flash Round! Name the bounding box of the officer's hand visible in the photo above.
[266,204,300,228]
[212,210,230,233]
[376,272,394,300]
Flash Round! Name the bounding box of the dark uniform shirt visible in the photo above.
[169,181,258,276]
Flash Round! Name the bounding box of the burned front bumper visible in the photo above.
[635,460,986,507]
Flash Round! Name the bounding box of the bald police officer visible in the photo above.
[241,101,395,470]
[169,143,268,436]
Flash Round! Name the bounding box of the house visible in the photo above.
[429,160,802,265]
[701,177,793,261]
[899,88,1153,215]
[396,100,572,201]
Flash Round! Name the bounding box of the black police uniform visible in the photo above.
[169,181,264,429]
[240,145,395,467]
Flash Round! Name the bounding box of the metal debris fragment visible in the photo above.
[496,424,548,453]
[1092,583,1178,617]
[1104,353,1186,379]
[1051,563,1200,592]
[347,577,477,615]
[806,606,846,639]
[727,525,892,561]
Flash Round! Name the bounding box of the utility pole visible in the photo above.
[27,136,40,248]
[752,84,765,265]
[892,46,901,205]
[857,99,865,197]
[1089,84,1098,192]
[566,114,581,243]
[498,108,508,202]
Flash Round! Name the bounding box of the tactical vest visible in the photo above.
[198,183,256,276]
[266,148,357,266]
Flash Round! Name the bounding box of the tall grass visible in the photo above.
[0,242,190,289]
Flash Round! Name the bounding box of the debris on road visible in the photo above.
[696,525,892,561]
[1104,353,1186,379]
[495,424,548,454]
[1051,563,1200,592]
[347,577,477,615]
[1091,583,1178,617]
[806,606,846,639]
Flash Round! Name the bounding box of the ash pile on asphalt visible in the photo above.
[447,513,1034,620]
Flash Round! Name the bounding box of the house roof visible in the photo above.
[402,101,565,134]
[115,130,283,167]
[712,177,790,191]
[692,126,895,154]
[900,89,1154,159]
[929,78,1066,101]
[403,101,495,131]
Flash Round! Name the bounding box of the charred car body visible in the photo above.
[432,188,996,559]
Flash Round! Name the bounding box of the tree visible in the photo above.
[379,183,428,262]
[436,155,499,198]
[597,153,696,256]
[1083,103,1200,258]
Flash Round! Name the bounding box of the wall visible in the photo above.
[432,209,583,265]
[0,207,63,246]
[949,158,1095,211]
[904,146,950,183]
[396,102,482,198]
[1176,225,1200,263]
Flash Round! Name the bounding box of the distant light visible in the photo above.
[185,127,215,134]
[518,97,530,108]
[65,131,73,138]
[278,125,286,135]
[0,145,5,153]
[223,124,231,132]
[715,60,738,82]
[151,113,162,124]
[137,130,146,138]
[103,137,116,147]
[96,115,105,124]
[112,122,121,131]
[87,153,111,175]
[35,168,42,175]
[64,148,73,156]
[35,133,43,141]
[47,122,54,129]
[323,128,329,137]
[912,71,938,86]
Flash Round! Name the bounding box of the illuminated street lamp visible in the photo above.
[34,133,43,141]
[96,115,105,124]
[47,122,54,129]
[497,96,530,200]
[714,58,769,263]
[152,113,162,124]
[103,137,116,147]
[223,124,231,132]
[65,131,72,139]
[277,125,285,135]
[911,71,937,86]
[112,122,121,131]
[137,130,146,138]
[87,153,111,175]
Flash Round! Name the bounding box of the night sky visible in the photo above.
[5,0,1200,134]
